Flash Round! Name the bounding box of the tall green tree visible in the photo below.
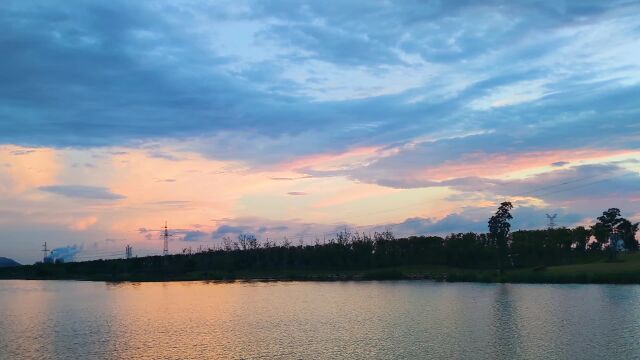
[592,208,625,261]
[488,201,513,274]
[619,219,639,252]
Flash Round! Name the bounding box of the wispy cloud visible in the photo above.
[38,185,125,200]
[10,149,37,156]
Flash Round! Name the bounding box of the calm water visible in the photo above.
[1,280,639,359]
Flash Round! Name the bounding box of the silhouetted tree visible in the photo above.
[571,226,591,252]
[222,236,233,251]
[619,219,639,252]
[488,201,513,274]
[590,222,608,251]
[593,208,625,261]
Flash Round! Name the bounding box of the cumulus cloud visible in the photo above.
[180,231,208,242]
[38,185,125,200]
[381,215,488,237]
[209,218,345,243]
[209,223,292,240]
[210,225,253,239]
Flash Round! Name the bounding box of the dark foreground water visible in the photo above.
[1,280,639,359]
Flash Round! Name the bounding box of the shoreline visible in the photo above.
[3,252,640,285]
[3,264,640,285]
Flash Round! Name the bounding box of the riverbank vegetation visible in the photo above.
[1,206,637,284]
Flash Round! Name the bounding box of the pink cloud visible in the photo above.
[277,146,380,172]
[418,149,637,181]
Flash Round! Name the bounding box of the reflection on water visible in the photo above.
[1,280,639,359]
[490,285,522,360]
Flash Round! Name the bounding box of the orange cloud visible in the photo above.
[0,145,60,194]
[313,182,397,209]
[69,216,98,231]
[105,148,310,236]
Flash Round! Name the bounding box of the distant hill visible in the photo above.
[0,257,21,267]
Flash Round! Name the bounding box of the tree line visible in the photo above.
[27,204,637,279]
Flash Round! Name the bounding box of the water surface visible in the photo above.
[1,280,639,359]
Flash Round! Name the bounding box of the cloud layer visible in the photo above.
[2,1,639,164]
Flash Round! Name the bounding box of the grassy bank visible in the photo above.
[439,252,640,284]
[2,253,640,284]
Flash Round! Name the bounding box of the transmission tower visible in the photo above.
[143,222,187,256]
[546,214,558,229]
[125,244,133,259]
[162,221,169,256]
[42,242,49,262]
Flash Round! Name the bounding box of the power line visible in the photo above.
[72,251,127,261]
[75,250,127,255]
[72,253,126,260]
[529,176,620,198]
[509,175,604,199]
[510,171,636,200]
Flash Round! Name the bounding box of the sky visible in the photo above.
[1,0,640,264]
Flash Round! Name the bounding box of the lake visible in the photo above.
[1,280,639,359]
